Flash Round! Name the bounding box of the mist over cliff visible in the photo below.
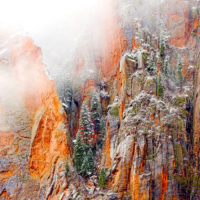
[0,0,166,86]
[1,0,200,199]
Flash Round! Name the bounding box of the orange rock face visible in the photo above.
[11,37,55,113]
[160,167,168,200]
[97,1,199,199]
[0,36,71,199]
[165,0,191,48]
[29,95,70,180]
[104,120,112,168]
[1,0,200,199]
[96,0,126,81]
[81,79,96,102]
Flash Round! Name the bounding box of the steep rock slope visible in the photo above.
[0,36,71,200]
[64,0,200,200]
[1,0,200,200]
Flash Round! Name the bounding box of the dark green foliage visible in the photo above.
[177,55,184,88]
[163,55,170,76]
[159,25,169,57]
[91,92,101,135]
[80,148,94,177]
[73,133,95,177]
[80,148,94,178]
[98,168,107,188]
[159,42,165,57]
[80,102,94,145]
[73,132,85,173]
[87,148,94,173]
[73,130,97,177]
[99,118,106,143]
[61,79,73,115]
[157,73,164,98]
[147,53,157,74]
[80,155,90,177]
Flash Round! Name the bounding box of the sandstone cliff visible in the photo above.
[0,36,72,199]
[1,0,200,200]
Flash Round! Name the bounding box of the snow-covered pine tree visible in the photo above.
[80,155,90,177]
[163,55,170,76]
[87,148,94,173]
[159,21,169,57]
[80,101,94,145]
[177,54,184,88]
[62,79,72,115]
[73,132,85,173]
[147,52,157,74]
[80,148,94,177]
[91,91,101,135]
[99,117,106,146]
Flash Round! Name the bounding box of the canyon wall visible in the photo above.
[1,0,200,200]
[71,0,200,199]
[0,36,72,199]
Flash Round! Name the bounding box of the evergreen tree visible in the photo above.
[98,168,107,188]
[87,148,94,173]
[80,155,90,177]
[163,55,170,76]
[91,92,101,135]
[80,148,94,177]
[147,52,157,74]
[177,54,184,88]
[159,22,169,57]
[61,79,72,115]
[73,132,85,173]
[80,101,94,145]
[157,73,164,98]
